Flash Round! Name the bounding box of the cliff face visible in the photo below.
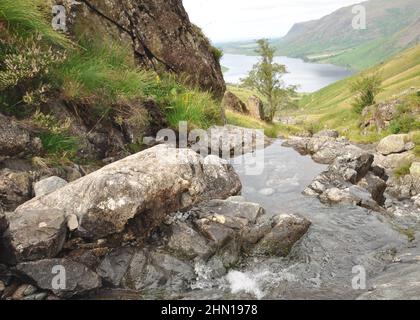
[58,0,225,99]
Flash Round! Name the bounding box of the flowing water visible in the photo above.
[188,140,410,300]
[221,54,353,92]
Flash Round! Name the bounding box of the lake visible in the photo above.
[221,54,353,93]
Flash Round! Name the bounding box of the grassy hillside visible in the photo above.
[276,0,420,71]
[289,44,420,142]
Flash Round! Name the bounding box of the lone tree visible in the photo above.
[241,39,297,122]
[350,72,382,114]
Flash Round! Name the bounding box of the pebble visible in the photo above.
[0,281,5,294]
[22,292,48,300]
[259,188,275,196]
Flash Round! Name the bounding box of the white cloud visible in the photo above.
[183,0,363,42]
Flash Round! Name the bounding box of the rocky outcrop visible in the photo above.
[285,132,388,211]
[59,0,225,99]
[361,99,399,133]
[247,96,266,121]
[221,91,248,113]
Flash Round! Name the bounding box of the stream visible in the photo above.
[188,140,410,300]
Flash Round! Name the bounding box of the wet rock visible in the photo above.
[0,209,67,264]
[15,145,241,241]
[194,199,264,224]
[253,214,311,257]
[166,222,213,260]
[222,91,248,114]
[97,248,134,287]
[33,176,68,197]
[122,249,195,292]
[22,292,48,300]
[376,134,411,155]
[0,169,32,211]
[16,259,101,298]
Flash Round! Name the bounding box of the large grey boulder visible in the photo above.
[376,134,412,155]
[16,258,101,298]
[33,176,68,197]
[410,162,420,177]
[0,209,67,264]
[15,145,241,240]
[374,152,415,170]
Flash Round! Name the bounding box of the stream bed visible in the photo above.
[187,140,410,300]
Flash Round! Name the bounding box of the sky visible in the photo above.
[183,0,364,43]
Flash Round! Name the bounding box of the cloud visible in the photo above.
[183,0,363,42]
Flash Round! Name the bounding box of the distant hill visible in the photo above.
[219,0,420,71]
[276,0,420,70]
[293,43,420,141]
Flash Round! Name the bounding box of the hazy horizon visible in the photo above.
[183,0,364,43]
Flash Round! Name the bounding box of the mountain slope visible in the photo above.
[276,0,420,70]
[292,44,420,141]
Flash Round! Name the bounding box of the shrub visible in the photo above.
[389,115,420,134]
[351,72,382,114]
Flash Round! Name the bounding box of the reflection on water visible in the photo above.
[221,54,353,93]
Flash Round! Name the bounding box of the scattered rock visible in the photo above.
[313,130,339,138]
[33,176,68,197]
[0,209,67,264]
[376,134,411,156]
[374,152,415,170]
[222,91,248,113]
[16,259,101,298]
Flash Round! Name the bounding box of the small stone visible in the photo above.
[22,292,48,300]
[259,188,275,196]
[0,280,5,293]
[66,214,79,231]
[23,284,38,296]
[33,176,68,197]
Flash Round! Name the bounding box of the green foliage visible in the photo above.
[241,39,297,122]
[394,161,413,177]
[351,72,383,114]
[211,46,224,62]
[413,132,420,157]
[164,86,221,129]
[0,0,71,48]
[390,115,420,134]
[38,131,78,156]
